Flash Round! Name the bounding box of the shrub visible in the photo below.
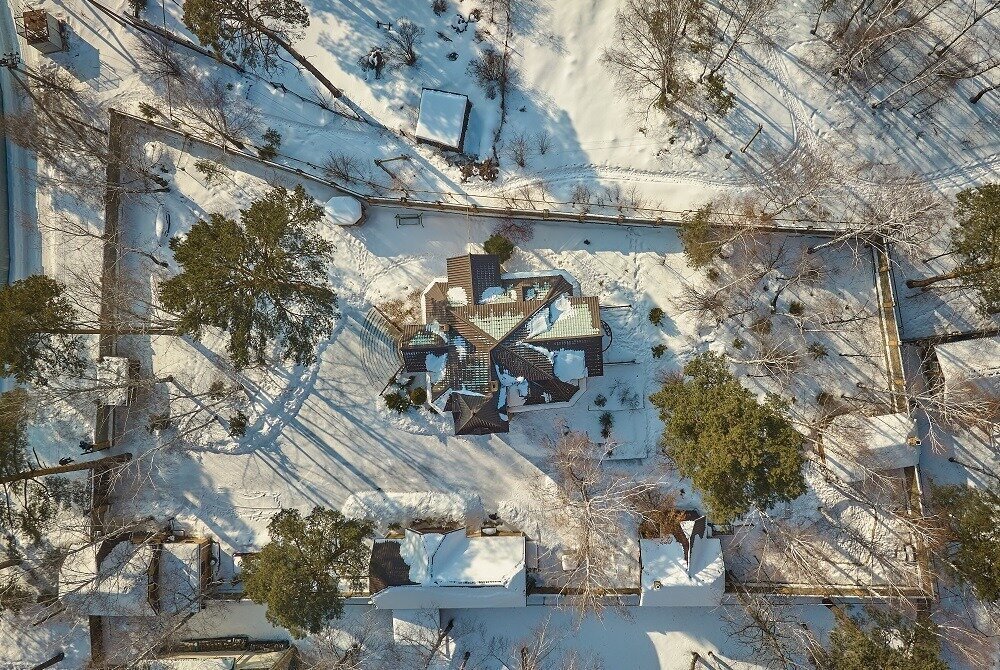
[432,0,448,15]
[468,47,506,99]
[599,411,614,439]
[408,386,427,405]
[732,336,745,350]
[384,390,413,413]
[194,159,228,186]
[593,394,607,408]
[750,316,772,335]
[706,267,721,281]
[507,131,529,167]
[788,300,805,316]
[484,234,515,263]
[138,101,160,120]
[649,306,665,326]
[258,128,281,160]
[652,344,667,358]
[807,341,828,360]
[229,411,249,437]
[703,73,735,116]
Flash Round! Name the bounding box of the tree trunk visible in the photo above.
[30,653,65,670]
[905,266,990,289]
[970,82,999,104]
[0,453,131,486]
[48,326,178,335]
[254,23,342,99]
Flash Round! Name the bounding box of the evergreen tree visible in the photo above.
[241,507,372,638]
[678,204,720,269]
[649,352,806,522]
[0,389,30,479]
[0,276,84,383]
[484,233,515,263]
[816,608,948,670]
[907,183,1000,312]
[182,0,344,99]
[933,483,1000,602]
[160,185,337,369]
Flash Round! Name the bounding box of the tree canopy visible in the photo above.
[0,275,83,383]
[932,483,1000,602]
[241,507,372,638]
[907,183,1000,312]
[815,608,948,670]
[182,0,309,70]
[649,352,806,522]
[0,389,30,479]
[159,184,337,369]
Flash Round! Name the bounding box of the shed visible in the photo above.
[639,517,725,607]
[414,88,472,152]
[17,9,64,54]
[822,413,920,483]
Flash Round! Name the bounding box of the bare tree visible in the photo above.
[386,19,424,66]
[725,588,820,669]
[533,431,659,615]
[172,78,261,151]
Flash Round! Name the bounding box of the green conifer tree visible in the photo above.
[816,608,948,670]
[0,276,84,383]
[649,352,806,522]
[907,183,1000,313]
[933,483,1000,602]
[678,204,720,269]
[241,507,373,638]
[159,184,337,369]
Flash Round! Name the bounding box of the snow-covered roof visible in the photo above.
[146,660,234,670]
[639,522,724,607]
[371,529,526,609]
[60,540,155,616]
[415,88,471,151]
[823,413,919,483]
[158,542,203,614]
[935,335,1000,396]
[97,356,134,406]
[324,196,363,226]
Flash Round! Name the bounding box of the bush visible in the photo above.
[432,0,448,14]
[703,73,735,116]
[258,128,281,160]
[229,410,249,437]
[484,234,515,263]
[468,47,506,99]
[138,101,160,120]
[648,307,665,326]
[507,131,529,167]
[750,316,772,335]
[408,386,427,405]
[384,390,413,413]
[593,394,607,408]
[706,267,721,281]
[732,336,745,350]
[807,341,828,360]
[652,344,667,358]
[788,300,805,316]
[193,159,228,186]
[599,411,614,439]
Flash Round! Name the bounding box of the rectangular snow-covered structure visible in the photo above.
[822,413,919,483]
[639,518,725,607]
[935,335,1000,400]
[414,88,472,152]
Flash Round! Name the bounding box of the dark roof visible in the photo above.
[369,541,416,594]
[399,255,604,436]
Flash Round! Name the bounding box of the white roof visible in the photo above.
[146,660,234,670]
[639,530,725,607]
[415,89,470,150]
[324,196,363,226]
[823,413,919,483]
[935,335,1000,396]
[373,529,526,609]
[97,356,133,406]
[158,542,203,614]
[60,540,155,616]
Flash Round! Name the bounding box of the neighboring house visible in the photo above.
[369,527,527,609]
[639,513,725,607]
[822,413,920,483]
[414,88,472,152]
[398,254,604,435]
[934,334,1000,400]
[59,534,214,617]
[145,643,296,670]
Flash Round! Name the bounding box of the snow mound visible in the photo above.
[447,286,469,306]
[552,349,587,382]
[324,196,363,226]
[342,491,485,532]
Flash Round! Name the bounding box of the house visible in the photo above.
[59,534,214,617]
[639,513,725,607]
[145,642,296,670]
[822,413,920,483]
[369,526,527,609]
[414,88,472,152]
[398,254,604,435]
[16,9,64,54]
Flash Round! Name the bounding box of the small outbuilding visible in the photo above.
[324,195,365,227]
[414,88,472,152]
[639,514,725,607]
[822,412,920,483]
[17,9,64,54]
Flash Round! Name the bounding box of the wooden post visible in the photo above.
[741,124,763,153]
